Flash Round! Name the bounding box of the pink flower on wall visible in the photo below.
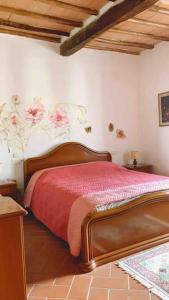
[11,114,18,125]
[25,103,45,122]
[0,95,88,159]
[50,109,69,128]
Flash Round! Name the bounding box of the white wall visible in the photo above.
[139,42,169,176]
[0,34,141,186]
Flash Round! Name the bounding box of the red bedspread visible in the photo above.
[24,161,169,256]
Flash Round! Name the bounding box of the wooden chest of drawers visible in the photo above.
[0,180,17,200]
[0,197,27,300]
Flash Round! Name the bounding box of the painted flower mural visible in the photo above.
[50,109,69,128]
[11,114,18,125]
[25,102,45,123]
[0,96,88,159]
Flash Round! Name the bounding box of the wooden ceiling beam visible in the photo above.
[60,0,159,56]
[130,17,169,29]
[85,45,140,55]
[110,28,169,41]
[35,0,98,16]
[150,5,169,15]
[96,38,154,49]
[0,28,61,42]
[0,19,69,36]
[0,5,83,27]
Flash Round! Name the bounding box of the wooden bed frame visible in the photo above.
[24,142,169,272]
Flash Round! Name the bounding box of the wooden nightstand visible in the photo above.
[0,197,27,300]
[0,180,17,200]
[124,164,153,174]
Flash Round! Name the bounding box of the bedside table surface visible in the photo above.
[0,180,16,186]
[125,164,152,168]
[124,164,153,174]
[0,180,18,201]
[0,196,26,218]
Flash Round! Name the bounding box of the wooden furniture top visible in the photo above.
[0,196,26,219]
[0,180,16,186]
[125,163,153,169]
[24,142,112,187]
[124,164,153,173]
[0,180,18,202]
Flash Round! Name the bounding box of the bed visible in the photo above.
[24,142,169,272]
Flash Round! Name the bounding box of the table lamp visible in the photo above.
[130,151,140,166]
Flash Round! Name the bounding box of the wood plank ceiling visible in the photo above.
[86,0,169,55]
[0,0,168,55]
[0,0,107,43]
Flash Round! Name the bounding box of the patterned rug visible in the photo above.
[118,243,169,300]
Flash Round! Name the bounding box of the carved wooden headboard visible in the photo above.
[24,142,112,187]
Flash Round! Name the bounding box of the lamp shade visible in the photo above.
[161,0,169,4]
[130,151,140,160]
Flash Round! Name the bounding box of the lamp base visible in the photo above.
[133,158,137,166]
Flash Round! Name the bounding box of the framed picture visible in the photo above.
[158,91,169,126]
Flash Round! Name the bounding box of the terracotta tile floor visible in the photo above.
[24,215,160,300]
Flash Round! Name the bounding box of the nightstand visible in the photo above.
[124,164,153,174]
[0,180,17,200]
[0,197,27,300]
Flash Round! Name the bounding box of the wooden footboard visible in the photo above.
[81,190,169,272]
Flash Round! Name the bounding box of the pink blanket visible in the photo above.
[24,161,169,256]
